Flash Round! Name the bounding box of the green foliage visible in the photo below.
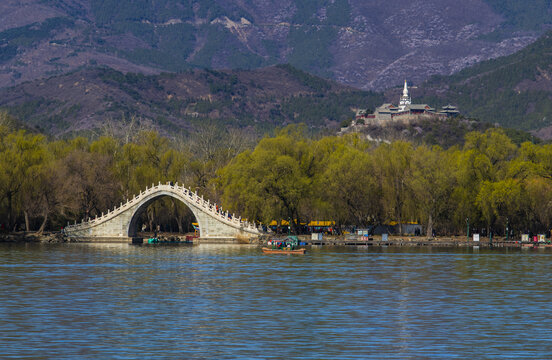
[111,21,157,45]
[2,98,64,131]
[0,129,49,231]
[0,17,71,66]
[0,17,73,63]
[217,127,552,236]
[189,25,267,69]
[276,64,331,92]
[91,0,195,25]
[279,91,383,125]
[413,117,492,148]
[3,66,379,136]
[494,127,539,145]
[325,0,351,26]
[205,72,240,95]
[99,67,162,90]
[115,22,197,71]
[285,0,350,75]
[189,25,230,67]
[341,118,352,127]
[57,0,354,78]
[0,123,258,233]
[483,0,552,31]
[217,126,316,231]
[291,0,350,25]
[3,123,552,236]
[287,25,337,77]
[292,0,325,24]
[0,44,17,63]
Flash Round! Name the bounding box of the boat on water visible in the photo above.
[263,236,306,254]
[262,247,306,254]
[141,237,193,245]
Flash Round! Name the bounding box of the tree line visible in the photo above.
[0,114,253,233]
[217,125,552,237]
[2,117,552,237]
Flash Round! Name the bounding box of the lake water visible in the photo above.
[1,243,552,359]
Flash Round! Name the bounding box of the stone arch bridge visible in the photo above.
[64,182,261,241]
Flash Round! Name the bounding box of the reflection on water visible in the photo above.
[1,243,552,359]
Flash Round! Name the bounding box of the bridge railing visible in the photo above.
[65,182,259,233]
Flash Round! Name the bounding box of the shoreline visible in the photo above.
[262,234,533,248]
[0,232,67,243]
[0,232,545,249]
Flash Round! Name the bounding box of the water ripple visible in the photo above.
[1,244,551,359]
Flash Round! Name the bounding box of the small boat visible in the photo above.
[263,236,306,254]
[262,247,306,254]
[141,237,193,245]
[521,243,538,249]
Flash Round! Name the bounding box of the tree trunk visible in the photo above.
[37,211,48,235]
[148,211,154,232]
[171,199,184,233]
[24,210,30,232]
[426,213,433,238]
[7,192,13,230]
[289,209,299,234]
[398,213,403,235]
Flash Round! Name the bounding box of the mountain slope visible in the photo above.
[0,0,548,90]
[0,65,382,136]
[413,31,552,137]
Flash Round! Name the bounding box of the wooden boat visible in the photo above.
[521,243,538,249]
[262,247,306,254]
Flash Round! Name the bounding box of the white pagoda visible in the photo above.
[398,80,411,111]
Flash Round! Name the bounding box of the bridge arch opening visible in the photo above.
[128,193,201,239]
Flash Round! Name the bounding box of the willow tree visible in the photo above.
[476,179,525,235]
[0,130,49,231]
[411,145,456,236]
[373,141,416,235]
[217,125,316,233]
[316,135,382,227]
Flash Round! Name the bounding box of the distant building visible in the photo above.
[352,80,459,126]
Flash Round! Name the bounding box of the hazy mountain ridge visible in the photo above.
[0,0,549,90]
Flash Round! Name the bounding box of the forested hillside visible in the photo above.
[484,0,552,32]
[0,0,547,90]
[414,31,552,137]
[0,65,382,136]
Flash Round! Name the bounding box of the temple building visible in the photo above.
[353,80,459,126]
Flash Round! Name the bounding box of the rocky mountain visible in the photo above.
[0,64,382,136]
[0,0,549,91]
